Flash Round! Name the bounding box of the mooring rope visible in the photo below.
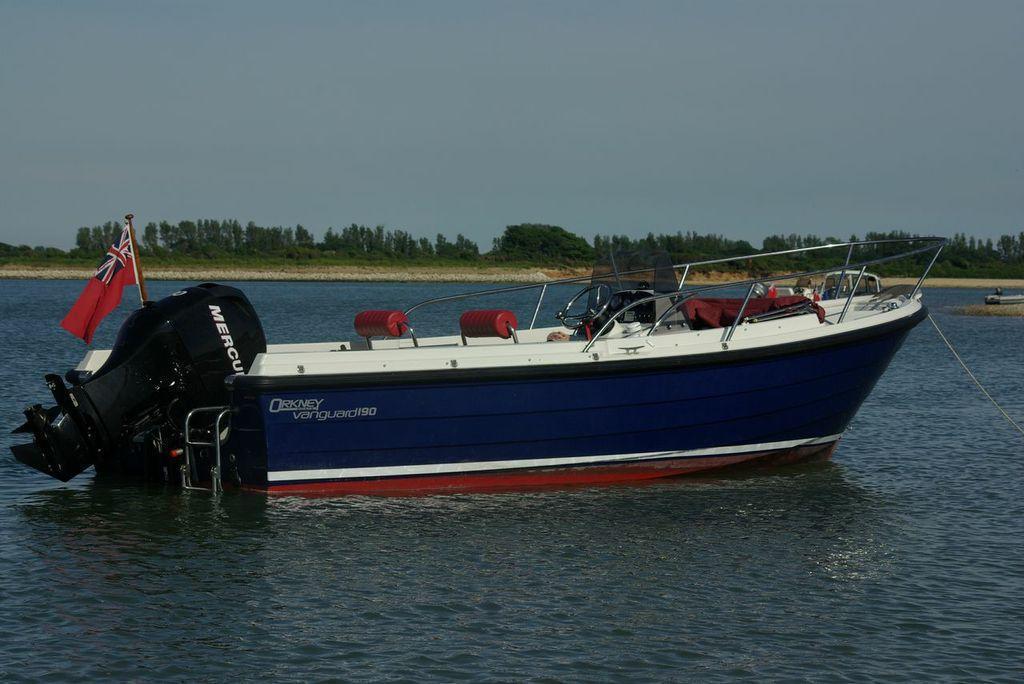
[928,314,1024,437]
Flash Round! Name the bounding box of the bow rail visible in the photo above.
[580,238,945,352]
[403,235,946,331]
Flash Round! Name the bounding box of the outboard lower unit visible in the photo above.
[11,284,266,482]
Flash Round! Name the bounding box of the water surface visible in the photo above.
[1,281,1021,681]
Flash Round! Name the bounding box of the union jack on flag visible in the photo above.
[95,225,135,285]
[61,219,140,344]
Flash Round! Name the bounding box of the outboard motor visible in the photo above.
[11,284,266,482]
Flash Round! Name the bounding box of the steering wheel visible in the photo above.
[555,284,614,326]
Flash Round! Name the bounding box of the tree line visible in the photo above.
[1,219,1022,276]
[59,220,482,261]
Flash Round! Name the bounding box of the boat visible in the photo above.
[984,289,1024,305]
[11,237,946,494]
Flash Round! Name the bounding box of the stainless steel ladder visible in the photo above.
[182,406,230,494]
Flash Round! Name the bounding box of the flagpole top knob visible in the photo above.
[125,213,134,221]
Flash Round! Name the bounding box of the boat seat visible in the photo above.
[682,296,825,330]
[459,309,519,345]
[354,310,417,349]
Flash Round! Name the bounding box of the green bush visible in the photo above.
[491,224,594,264]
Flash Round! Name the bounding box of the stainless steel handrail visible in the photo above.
[579,238,946,353]
[838,266,867,324]
[528,283,548,329]
[402,237,947,323]
[724,283,758,344]
[676,264,691,291]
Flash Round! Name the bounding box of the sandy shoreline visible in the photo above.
[0,265,1021,288]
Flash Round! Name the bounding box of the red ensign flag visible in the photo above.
[60,222,138,343]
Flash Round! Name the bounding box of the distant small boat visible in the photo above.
[984,291,1024,305]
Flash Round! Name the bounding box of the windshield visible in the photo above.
[587,250,677,309]
[824,272,881,296]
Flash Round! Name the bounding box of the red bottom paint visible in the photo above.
[259,441,838,496]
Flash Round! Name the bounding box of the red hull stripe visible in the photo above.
[266,434,842,484]
[261,441,837,495]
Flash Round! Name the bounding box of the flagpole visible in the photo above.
[124,213,149,304]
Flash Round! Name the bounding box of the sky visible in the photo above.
[1,0,1022,249]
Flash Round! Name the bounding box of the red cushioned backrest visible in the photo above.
[354,310,409,338]
[459,309,518,339]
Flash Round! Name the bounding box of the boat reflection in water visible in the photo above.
[11,237,946,495]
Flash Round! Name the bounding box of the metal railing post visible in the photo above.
[182,410,196,488]
[911,244,944,298]
[830,243,855,301]
[838,266,866,324]
[724,283,757,344]
[677,264,691,291]
[529,283,548,329]
[211,409,228,494]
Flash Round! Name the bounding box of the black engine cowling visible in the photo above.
[11,284,266,482]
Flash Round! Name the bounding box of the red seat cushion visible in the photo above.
[459,310,518,339]
[354,310,410,338]
[683,296,824,330]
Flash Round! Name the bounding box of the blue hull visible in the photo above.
[227,310,923,492]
